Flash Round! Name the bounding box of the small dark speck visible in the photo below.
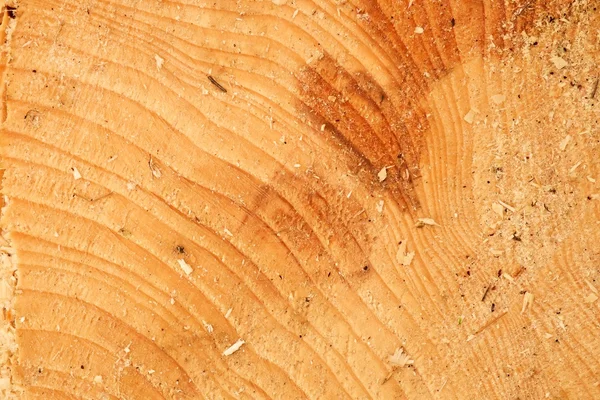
[80,365,85,369]
[451,18,456,27]
[491,303,496,312]
[32,70,37,73]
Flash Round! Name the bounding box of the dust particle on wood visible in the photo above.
[177,259,193,275]
[223,339,245,356]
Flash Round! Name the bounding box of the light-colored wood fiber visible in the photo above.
[1,0,599,398]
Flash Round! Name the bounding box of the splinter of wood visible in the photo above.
[207,75,227,93]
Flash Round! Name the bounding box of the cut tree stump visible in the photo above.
[1,0,599,399]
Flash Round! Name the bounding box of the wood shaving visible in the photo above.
[491,94,505,104]
[93,375,103,384]
[463,109,476,124]
[202,320,214,333]
[587,176,596,183]
[376,200,384,213]
[378,167,387,182]
[503,273,514,282]
[414,27,424,34]
[559,135,572,151]
[177,259,193,275]
[490,249,503,257]
[550,55,568,70]
[224,228,234,237]
[388,348,413,367]
[492,202,504,216]
[223,339,245,356]
[396,241,415,266]
[149,156,162,178]
[225,308,232,318]
[584,293,598,303]
[497,200,516,212]
[154,54,164,70]
[292,9,299,19]
[71,167,82,180]
[415,218,439,227]
[466,334,476,342]
[521,292,534,313]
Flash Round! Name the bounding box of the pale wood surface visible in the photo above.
[1,0,599,399]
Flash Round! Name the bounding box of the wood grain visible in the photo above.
[1,0,599,398]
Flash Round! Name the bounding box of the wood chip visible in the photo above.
[502,273,514,282]
[414,26,424,34]
[223,339,245,356]
[388,348,413,367]
[402,252,415,266]
[71,167,82,180]
[378,167,387,182]
[225,308,232,318]
[521,292,534,313]
[559,135,572,151]
[396,241,415,266]
[497,200,516,212]
[464,109,476,124]
[415,218,439,227]
[202,320,214,333]
[550,56,568,70]
[376,200,384,213]
[177,259,193,275]
[154,54,164,70]
[491,94,505,104]
[492,202,504,216]
[584,293,598,303]
[148,156,162,178]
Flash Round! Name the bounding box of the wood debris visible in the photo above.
[503,273,514,282]
[492,202,504,216]
[71,167,82,180]
[93,375,103,384]
[154,54,164,70]
[490,249,503,257]
[224,228,234,237]
[396,241,415,266]
[202,320,214,333]
[208,75,227,93]
[177,259,193,275]
[225,308,232,318]
[376,200,384,213]
[584,293,598,303]
[521,292,534,313]
[414,27,424,34]
[550,55,568,70]
[388,348,413,367]
[497,200,516,212]
[491,94,505,104]
[378,167,387,182]
[223,339,245,356]
[463,109,476,124]
[559,135,572,151]
[148,155,162,178]
[415,218,439,227]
